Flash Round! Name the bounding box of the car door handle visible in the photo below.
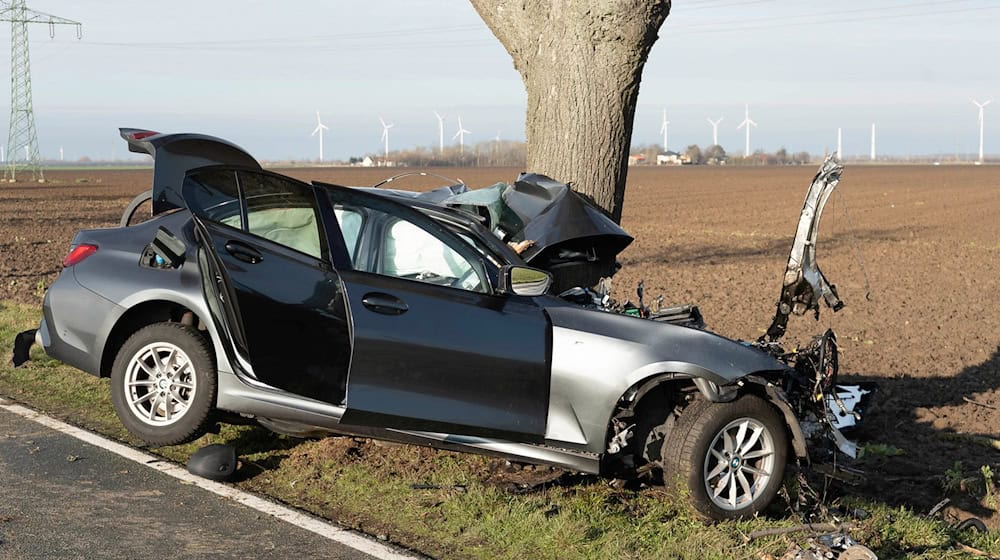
[224,240,263,264]
[361,293,408,315]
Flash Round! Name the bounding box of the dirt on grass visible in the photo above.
[2,163,999,527]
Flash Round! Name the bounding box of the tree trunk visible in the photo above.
[470,0,671,223]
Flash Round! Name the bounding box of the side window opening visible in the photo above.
[381,217,486,293]
[333,205,364,266]
[453,228,504,270]
[237,171,325,260]
[183,169,242,228]
[325,187,489,293]
[183,168,328,261]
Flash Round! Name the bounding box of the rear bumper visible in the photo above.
[41,270,124,377]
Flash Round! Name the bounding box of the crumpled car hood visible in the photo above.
[434,173,633,289]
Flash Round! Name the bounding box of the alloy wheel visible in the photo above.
[123,341,197,426]
[702,417,777,511]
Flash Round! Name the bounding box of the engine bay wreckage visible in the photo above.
[16,128,875,521]
[409,156,876,506]
[431,155,874,460]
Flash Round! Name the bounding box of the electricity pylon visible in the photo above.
[0,1,81,182]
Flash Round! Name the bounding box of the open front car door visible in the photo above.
[322,185,552,442]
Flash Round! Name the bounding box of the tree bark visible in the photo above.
[470,0,671,223]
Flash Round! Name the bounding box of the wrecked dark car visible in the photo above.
[15,129,871,520]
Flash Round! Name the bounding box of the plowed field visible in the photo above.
[3,164,999,522]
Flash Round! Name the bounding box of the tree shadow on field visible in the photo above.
[624,224,922,267]
[843,344,1000,521]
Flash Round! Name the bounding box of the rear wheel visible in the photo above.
[110,323,216,446]
[119,189,153,227]
[661,394,787,520]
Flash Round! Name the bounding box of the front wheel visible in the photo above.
[661,394,788,520]
[110,323,216,446]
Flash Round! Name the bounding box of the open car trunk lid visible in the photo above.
[120,128,261,215]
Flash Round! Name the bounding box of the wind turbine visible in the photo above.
[659,109,670,151]
[972,99,992,164]
[453,116,470,154]
[736,104,757,157]
[837,127,842,159]
[870,123,876,161]
[379,116,394,161]
[311,111,329,162]
[707,117,723,146]
[433,111,445,153]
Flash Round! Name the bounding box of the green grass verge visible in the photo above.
[2,300,997,559]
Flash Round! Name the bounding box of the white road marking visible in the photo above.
[0,397,421,560]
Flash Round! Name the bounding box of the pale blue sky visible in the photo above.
[5,0,999,161]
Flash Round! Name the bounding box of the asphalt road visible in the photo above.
[0,405,413,560]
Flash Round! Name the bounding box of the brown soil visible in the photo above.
[3,164,999,524]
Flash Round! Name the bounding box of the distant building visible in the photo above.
[656,151,682,165]
[360,156,375,167]
[627,153,647,166]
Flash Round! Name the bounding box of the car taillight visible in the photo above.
[126,130,159,140]
[62,244,98,267]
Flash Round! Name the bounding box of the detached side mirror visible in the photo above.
[499,265,552,297]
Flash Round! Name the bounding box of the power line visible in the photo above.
[74,23,487,50]
[58,38,498,54]
[677,0,982,25]
[669,0,999,34]
[681,0,779,12]
[15,2,997,57]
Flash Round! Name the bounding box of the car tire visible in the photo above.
[119,189,152,227]
[661,394,787,520]
[110,322,216,446]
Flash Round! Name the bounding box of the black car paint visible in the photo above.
[321,185,551,439]
[184,166,552,440]
[506,173,633,266]
[337,269,551,441]
[115,130,558,441]
[194,215,354,404]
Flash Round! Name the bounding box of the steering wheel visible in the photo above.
[453,268,480,290]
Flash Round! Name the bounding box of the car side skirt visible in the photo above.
[216,371,600,473]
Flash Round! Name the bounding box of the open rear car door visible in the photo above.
[123,129,354,404]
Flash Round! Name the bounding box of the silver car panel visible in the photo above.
[544,303,790,453]
[217,371,600,473]
[40,270,124,376]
